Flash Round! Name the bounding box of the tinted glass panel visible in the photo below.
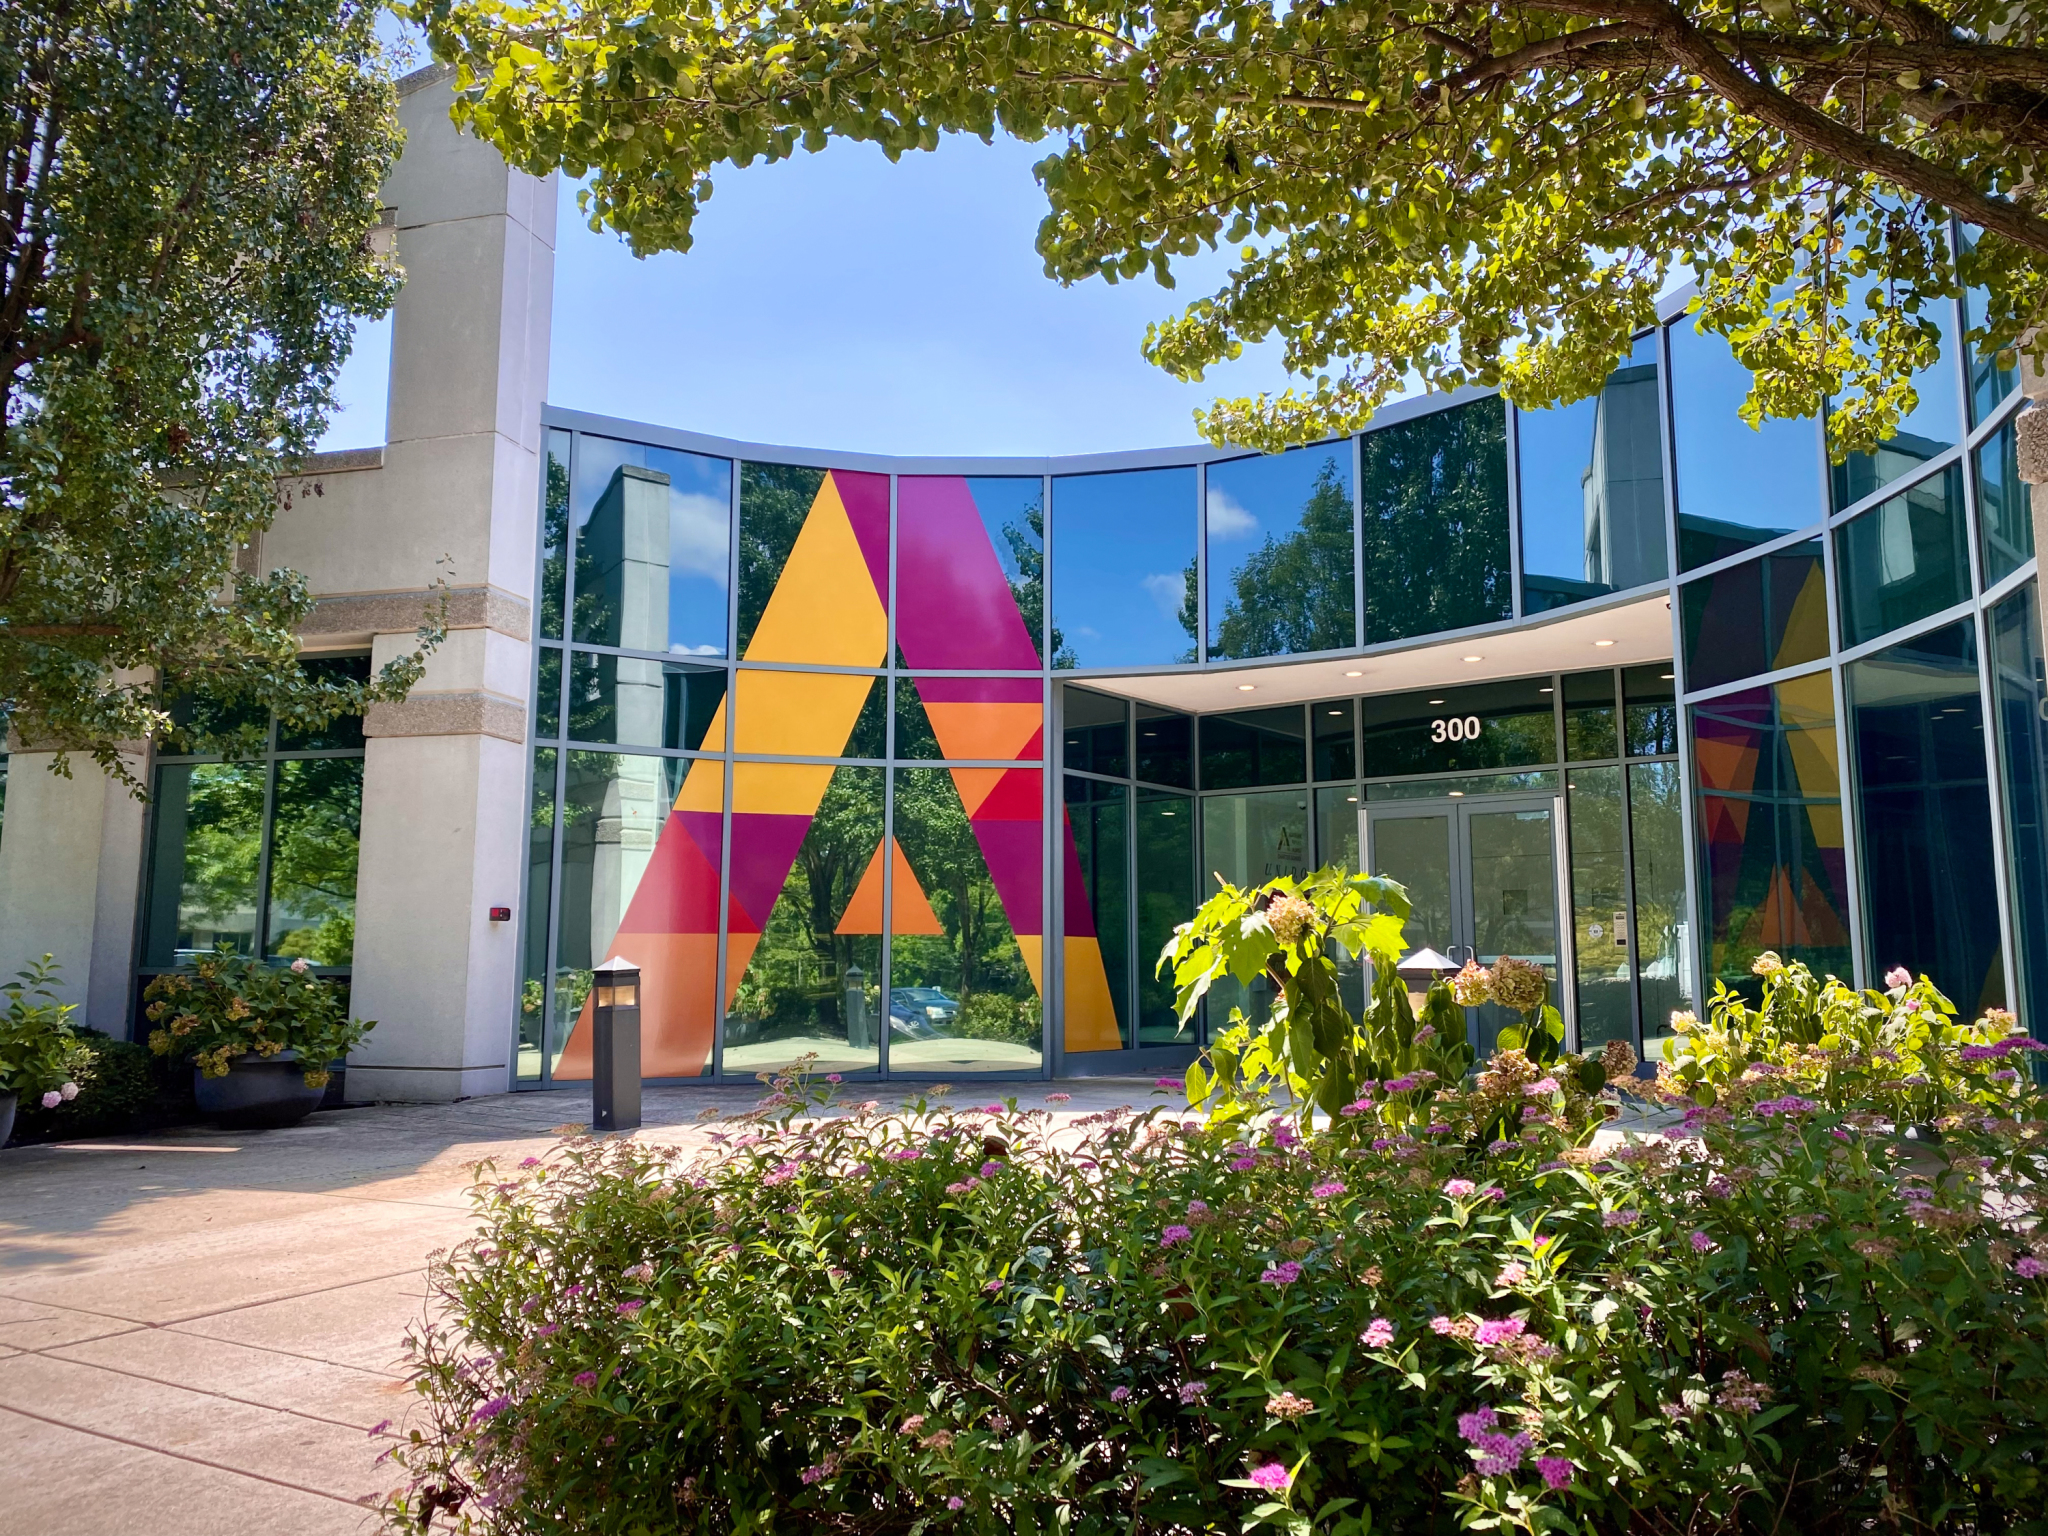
[1848,621,2003,1012]
[1064,775,1131,1052]
[1563,669,1618,761]
[1990,581,2048,1042]
[534,646,563,739]
[141,762,264,966]
[1692,674,1852,993]
[277,655,370,750]
[264,757,362,966]
[1623,664,1679,756]
[1200,706,1307,790]
[1205,444,1355,658]
[568,652,726,752]
[1835,465,1969,648]
[1315,783,1361,869]
[1313,700,1356,781]
[736,465,889,664]
[891,767,1045,1072]
[573,437,733,657]
[1629,760,1693,1042]
[1359,678,1556,777]
[540,429,570,640]
[1063,687,1129,776]
[730,668,882,758]
[1202,789,1310,1030]
[1830,299,1963,512]
[1135,704,1194,788]
[1568,764,1633,1048]
[1680,541,1828,691]
[897,475,1047,668]
[1974,416,2034,586]
[1518,335,1668,612]
[1051,466,1198,667]
[520,746,555,1081]
[1135,787,1197,1044]
[724,765,884,1076]
[1669,322,1823,569]
[1359,397,1511,642]
[897,676,1042,764]
[1963,228,2020,426]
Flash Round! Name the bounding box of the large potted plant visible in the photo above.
[145,948,374,1129]
[0,957,90,1146]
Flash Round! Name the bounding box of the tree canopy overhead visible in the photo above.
[412,0,2048,452]
[2,0,430,781]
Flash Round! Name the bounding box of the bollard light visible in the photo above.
[1395,946,1460,1017]
[592,954,642,1134]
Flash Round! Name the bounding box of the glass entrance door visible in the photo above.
[1362,796,1565,1054]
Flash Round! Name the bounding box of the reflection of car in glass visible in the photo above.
[889,987,959,1039]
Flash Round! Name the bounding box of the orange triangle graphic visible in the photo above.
[924,701,1043,762]
[836,838,946,936]
[949,767,1006,817]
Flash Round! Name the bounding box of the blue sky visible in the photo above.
[320,132,1302,456]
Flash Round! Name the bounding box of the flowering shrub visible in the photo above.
[0,956,89,1106]
[144,946,373,1087]
[386,1055,2048,1534]
[1658,952,2046,1122]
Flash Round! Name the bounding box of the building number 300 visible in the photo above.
[1429,715,1484,744]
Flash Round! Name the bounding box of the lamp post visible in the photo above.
[1395,946,1461,1017]
[592,954,642,1134]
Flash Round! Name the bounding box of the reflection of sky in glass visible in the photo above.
[1828,290,1961,511]
[966,476,1044,661]
[1051,466,1197,667]
[1204,443,1353,657]
[574,435,733,656]
[1669,323,1823,566]
[1517,393,1598,589]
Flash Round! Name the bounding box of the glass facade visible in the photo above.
[517,272,2036,1079]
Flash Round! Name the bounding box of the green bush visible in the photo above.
[0,956,93,1105]
[952,991,1040,1046]
[9,1030,172,1143]
[144,946,372,1086]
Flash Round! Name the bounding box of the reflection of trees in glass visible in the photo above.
[1000,500,1071,668]
[737,463,826,655]
[1208,458,1356,659]
[266,758,363,964]
[540,440,570,638]
[1360,398,1511,643]
[893,769,1030,1007]
[175,763,265,952]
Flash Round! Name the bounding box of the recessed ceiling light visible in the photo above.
[1594,639,1616,647]
[1344,670,1363,678]
[1428,699,1444,705]
[1540,686,1554,693]
[1236,683,1256,691]
[1463,654,1483,663]
[1448,790,1465,797]
[1661,673,1674,680]
[1347,795,1359,803]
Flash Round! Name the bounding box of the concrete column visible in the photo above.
[335,65,555,1102]
[0,745,148,1034]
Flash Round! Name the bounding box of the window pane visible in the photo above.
[1135,787,1197,1043]
[1680,541,1828,691]
[1359,677,1556,777]
[1051,466,1198,668]
[898,676,1042,763]
[1202,788,1310,1032]
[1062,686,1129,776]
[1629,760,1694,1047]
[1568,765,1632,1048]
[568,651,727,751]
[1205,444,1355,658]
[1668,322,1823,570]
[1962,227,2019,426]
[1135,704,1193,788]
[278,655,370,750]
[1974,416,2034,586]
[534,646,563,740]
[1199,706,1307,790]
[572,437,734,657]
[737,464,889,663]
[1064,775,1130,1052]
[1360,397,1511,642]
[1623,664,1679,757]
[1990,581,2048,1040]
[1830,299,1963,512]
[1848,620,2003,1012]
[1692,674,1852,994]
[520,747,555,1082]
[264,757,362,966]
[1519,335,1668,611]
[898,475,1047,667]
[540,429,570,640]
[1315,784,1361,868]
[141,762,265,967]
[1563,669,1618,761]
[1834,465,1969,649]
[890,767,1045,1072]
[728,668,882,758]
[725,765,883,1075]
[1313,700,1356,781]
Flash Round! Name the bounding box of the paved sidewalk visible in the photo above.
[0,1079,1161,1535]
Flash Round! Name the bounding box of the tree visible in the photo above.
[412,0,2048,454]
[2,0,433,783]
[1208,455,1355,659]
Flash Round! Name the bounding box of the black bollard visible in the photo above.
[592,955,642,1133]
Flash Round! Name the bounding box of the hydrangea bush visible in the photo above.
[144,945,373,1087]
[0,956,89,1108]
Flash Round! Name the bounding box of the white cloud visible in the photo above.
[1205,487,1258,540]
[669,642,725,657]
[1141,571,1185,620]
[667,491,732,581]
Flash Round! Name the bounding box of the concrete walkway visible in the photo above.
[0,1079,1164,1535]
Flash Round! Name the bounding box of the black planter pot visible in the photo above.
[0,1091,16,1147]
[192,1052,325,1130]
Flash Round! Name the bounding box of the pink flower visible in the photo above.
[368,1418,392,1436]
[946,1496,965,1509]
[1187,1199,1209,1217]
[573,1370,598,1389]
[1496,1261,1529,1286]
[1248,1462,1293,1492]
[1690,1230,1718,1254]
[1311,1180,1347,1199]
[469,1395,512,1424]
[1178,1379,1209,1403]
[885,1147,923,1162]
[1537,1455,1575,1490]
[2018,1256,2048,1280]
[617,1299,644,1315]
[1884,966,1911,989]
[59,1081,78,1101]
[1473,1317,1526,1346]
[1160,1224,1193,1247]
[1430,1315,1456,1335]
[519,1156,541,1168]
[39,1091,60,1109]
[1260,1260,1303,1286]
[944,1179,980,1195]
[1111,1386,1131,1403]
[1444,1179,1477,1197]
[1603,1208,1640,1228]
[1155,1077,1184,1090]
[826,1072,842,1083]
[1044,1091,1071,1104]
[979,1160,1004,1177]
[1456,1407,1498,1440]
[983,1278,1004,1293]
[289,957,311,974]
[1361,1317,1396,1348]
[1525,1078,1560,1096]
[1231,1155,1259,1171]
